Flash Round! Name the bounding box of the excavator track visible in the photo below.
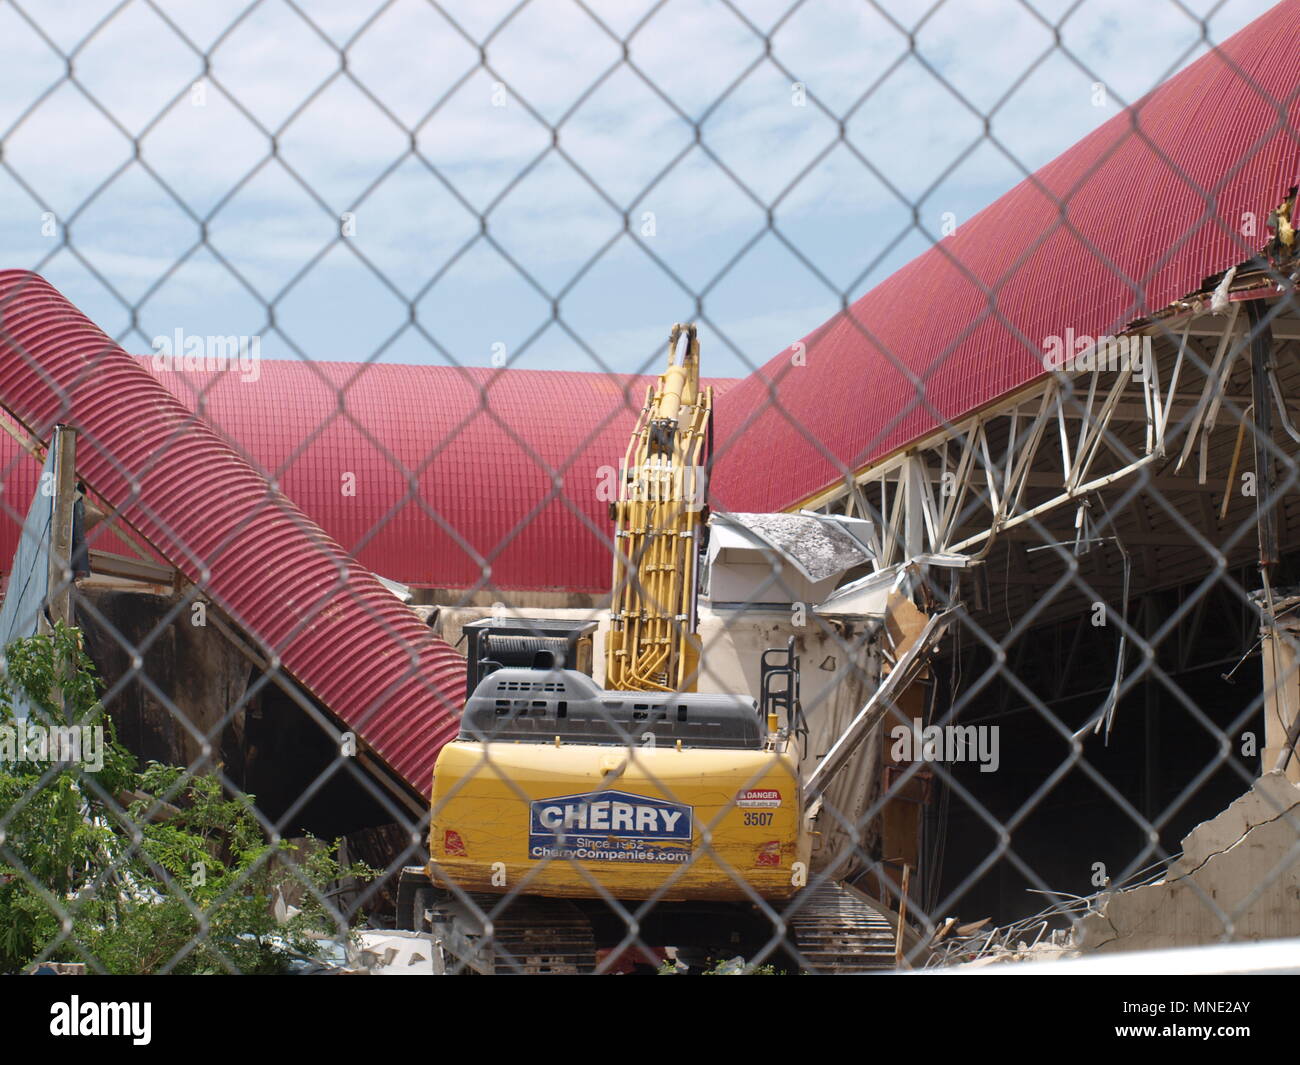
[425,893,598,974]
[786,882,900,973]
[403,865,905,974]
[479,895,598,974]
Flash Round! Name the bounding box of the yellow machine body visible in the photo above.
[430,739,805,902]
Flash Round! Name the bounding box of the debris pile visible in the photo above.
[926,772,1300,965]
[1077,771,1300,952]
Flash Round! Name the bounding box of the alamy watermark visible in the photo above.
[1041,330,1152,377]
[151,329,261,383]
[0,723,105,772]
[890,718,1000,773]
[598,463,708,512]
[50,996,151,1045]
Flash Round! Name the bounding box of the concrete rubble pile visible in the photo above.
[934,771,1300,966]
[1077,771,1300,952]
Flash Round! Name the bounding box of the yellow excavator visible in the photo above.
[397,325,892,972]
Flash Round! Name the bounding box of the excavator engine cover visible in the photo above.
[430,668,804,902]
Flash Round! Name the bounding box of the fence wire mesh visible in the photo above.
[1,0,1299,975]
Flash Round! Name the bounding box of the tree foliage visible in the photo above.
[0,623,374,973]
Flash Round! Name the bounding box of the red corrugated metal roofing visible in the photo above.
[710,0,1300,512]
[142,360,720,594]
[0,360,734,593]
[0,270,465,798]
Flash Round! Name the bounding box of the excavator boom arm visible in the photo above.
[605,323,712,692]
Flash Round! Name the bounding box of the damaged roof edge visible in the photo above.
[0,269,467,799]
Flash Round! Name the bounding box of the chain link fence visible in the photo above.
[1,0,1299,976]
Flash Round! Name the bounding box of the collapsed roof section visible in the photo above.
[0,270,466,800]
[0,356,741,594]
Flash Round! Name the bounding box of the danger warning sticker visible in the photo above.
[736,789,781,809]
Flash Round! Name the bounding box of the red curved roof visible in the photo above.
[711,0,1300,511]
[1,359,734,593]
[140,359,729,594]
[0,271,465,798]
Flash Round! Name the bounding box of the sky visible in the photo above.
[0,0,1283,378]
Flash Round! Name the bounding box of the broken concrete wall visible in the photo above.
[1078,771,1300,951]
[77,588,399,840]
[79,588,251,769]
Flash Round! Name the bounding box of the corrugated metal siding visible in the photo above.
[0,270,466,798]
[710,0,1300,512]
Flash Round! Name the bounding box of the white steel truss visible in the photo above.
[801,304,1285,599]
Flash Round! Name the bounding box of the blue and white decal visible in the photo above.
[528,790,693,864]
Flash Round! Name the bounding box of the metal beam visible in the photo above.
[803,609,956,801]
[45,425,76,633]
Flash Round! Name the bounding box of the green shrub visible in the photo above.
[0,623,374,973]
